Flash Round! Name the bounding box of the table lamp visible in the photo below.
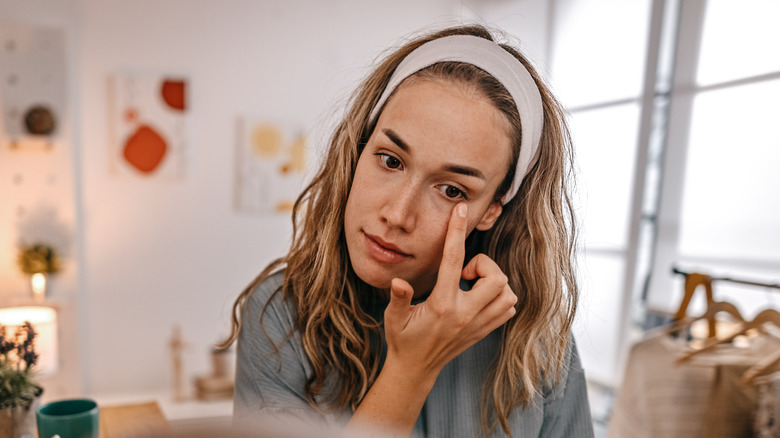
[31,272,47,302]
[0,306,58,376]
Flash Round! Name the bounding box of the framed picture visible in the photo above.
[234,118,310,215]
[109,72,188,179]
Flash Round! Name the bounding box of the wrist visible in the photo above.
[346,357,440,436]
[379,356,440,396]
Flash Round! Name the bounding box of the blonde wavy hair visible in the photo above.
[222,24,578,437]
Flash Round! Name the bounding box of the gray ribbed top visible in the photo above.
[234,271,593,437]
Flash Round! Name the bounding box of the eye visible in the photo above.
[375,153,403,170]
[441,185,467,200]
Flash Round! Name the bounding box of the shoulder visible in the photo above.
[240,269,295,346]
[542,337,586,403]
[245,269,286,311]
[234,270,331,425]
[538,337,594,436]
[235,268,310,392]
[244,270,288,319]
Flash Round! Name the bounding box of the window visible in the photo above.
[550,0,780,388]
[549,0,652,386]
[649,0,780,318]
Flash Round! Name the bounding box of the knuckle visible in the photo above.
[482,253,498,266]
[475,253,490,264]
[504,284,515,296]
[490,274,508,291]
[453,314,470,330]
[431,302,454,318]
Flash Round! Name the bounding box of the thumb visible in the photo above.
[386,278,414,320]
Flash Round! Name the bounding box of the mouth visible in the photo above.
[363,232,411,264]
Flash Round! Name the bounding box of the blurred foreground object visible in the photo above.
[0,316,45,437]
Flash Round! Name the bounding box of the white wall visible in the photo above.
[0,0,84,399]
[1,0,551,397]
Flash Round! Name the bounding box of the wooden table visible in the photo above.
[99,402,169,438]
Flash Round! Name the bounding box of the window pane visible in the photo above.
[697,0,780,86]
[551,0,651,108]
[679,80,780,260]
[571,103,640,248]
[574,252,626,385]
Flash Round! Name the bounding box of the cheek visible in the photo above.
[345,156,375,222]
[419,210,452,256]
[344,183,363,231]
[347,161,373,207]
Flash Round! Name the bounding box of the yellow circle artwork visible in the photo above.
[280,134,306,175]
[251,124,281,157]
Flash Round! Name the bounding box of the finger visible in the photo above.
[464,285,518,338]
[435,203,468,291]
[461,253,505,282]
[461,254,508,308]
[385,277,414,326]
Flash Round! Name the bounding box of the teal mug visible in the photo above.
[36,399,99,438]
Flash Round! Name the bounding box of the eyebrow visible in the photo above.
[382,129,486,180]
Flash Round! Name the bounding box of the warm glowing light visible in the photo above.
[0,306,59,375]
[31,272,46,301]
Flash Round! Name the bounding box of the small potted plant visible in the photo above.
[17,243,61,301]
[0,322,43,437]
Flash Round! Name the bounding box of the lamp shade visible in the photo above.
[0,306,58,375]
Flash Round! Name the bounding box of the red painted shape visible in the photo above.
[161,79,186,111]
[123,124,167,174]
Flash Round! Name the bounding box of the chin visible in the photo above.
[347,247,395,291]
[351,264,394,290]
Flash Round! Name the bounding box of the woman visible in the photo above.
[222,24,593,438]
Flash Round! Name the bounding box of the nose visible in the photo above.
[380,183,418,232]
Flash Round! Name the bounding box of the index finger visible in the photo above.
[435,203,468,291]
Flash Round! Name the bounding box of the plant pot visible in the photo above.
[0,396,40,438]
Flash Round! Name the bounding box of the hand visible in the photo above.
[345,203,516,436]
[383,203,518,378]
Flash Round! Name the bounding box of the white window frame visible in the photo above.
[548,0,672,386]
[648,0,780,315]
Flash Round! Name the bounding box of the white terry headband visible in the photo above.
[369,35,544,205]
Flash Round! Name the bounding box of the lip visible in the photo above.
[363,232,411,264]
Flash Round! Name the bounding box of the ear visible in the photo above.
[475,201,503,231]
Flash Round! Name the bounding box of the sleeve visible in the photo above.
[538,338,595,438]
[232,273,341,433]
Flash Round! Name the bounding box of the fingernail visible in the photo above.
[457,203,467,218]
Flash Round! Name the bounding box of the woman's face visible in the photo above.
[344,78,513,297]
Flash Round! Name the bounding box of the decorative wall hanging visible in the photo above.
[109,73,189,178]
[16,242,61,302]
[0,23,66,149]
[234,118,310,215]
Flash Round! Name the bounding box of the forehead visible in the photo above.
[375,78,514,184]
